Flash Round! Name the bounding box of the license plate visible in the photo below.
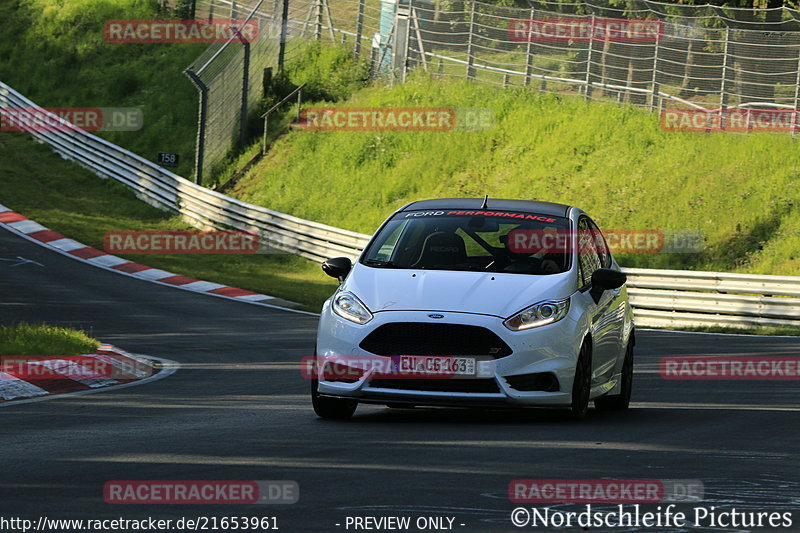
[398,356,476,376]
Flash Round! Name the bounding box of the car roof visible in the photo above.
[400,198,572,218]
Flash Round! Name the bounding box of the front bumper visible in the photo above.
[315,306,584,407]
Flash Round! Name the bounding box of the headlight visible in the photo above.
[332,291,373,324]
[504,298,570,331]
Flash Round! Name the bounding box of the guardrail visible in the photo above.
[1,81,798,330]
[0,82,370,264]
[624,269,800,329]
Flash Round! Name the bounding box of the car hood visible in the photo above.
[342,264,575,318]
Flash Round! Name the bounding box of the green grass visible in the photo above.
[0,323,99,356]
[0,0,205,179]
[0,132,338,312]
[230,66,800,276]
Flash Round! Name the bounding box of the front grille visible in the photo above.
[368,378,501,393]
[359,323,512,359]
[505,372,560,392]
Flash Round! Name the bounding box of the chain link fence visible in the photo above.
[182,0,800,183]
[183,0,380,183]
[185,0,277,183]
[403,0,800,109]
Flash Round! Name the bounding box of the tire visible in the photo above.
[567,339,592,420]
[309,352,358,420]
[595,338,634,411]
[311,378,358,419]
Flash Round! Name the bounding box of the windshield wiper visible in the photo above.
[364,259,400,268]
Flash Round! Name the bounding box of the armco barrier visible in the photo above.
[0,82,369,264]
[1,81,799,330]
[624,269,800,329]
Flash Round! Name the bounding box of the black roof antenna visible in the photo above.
[480,195,489,209]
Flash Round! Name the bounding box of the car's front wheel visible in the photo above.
[567,339,592,420]
[595,336,634,411]
[311,378,358,420]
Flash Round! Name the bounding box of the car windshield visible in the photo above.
[361,209,572,274]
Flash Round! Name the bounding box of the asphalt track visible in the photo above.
[1,225,799,533]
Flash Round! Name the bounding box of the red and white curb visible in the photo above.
[0,344,176,404]
[0,204,313,315]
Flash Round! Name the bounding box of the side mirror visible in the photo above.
[322,257,352,283]
[589,268,626,304]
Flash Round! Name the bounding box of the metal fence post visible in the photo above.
[323,0,336,41]
[297,87,303,121]
[650,33,660,112]
[465,1,476,80]
[239,39,251,147]
[315,0,323,40]
[524,7,534,86]
[624,61,633,103]
[410,6,427,71]
[262,114,270,155]
[584,14,596,99]
[393,2,411,82]
[354,0,365,58]
[719,27,731,129]
[599,20,611,96]
[230,0,238,18]
[278,0,289,70]
[792,46,800,137]
[184,69,208,185]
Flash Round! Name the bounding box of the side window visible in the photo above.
[577,217,602,288]
[587,218,611,268]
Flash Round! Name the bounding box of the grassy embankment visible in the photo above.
[0,0,203,178]
[231,62,800,276]
[0,322,99,356]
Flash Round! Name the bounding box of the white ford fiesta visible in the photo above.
[312,198,634,420]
